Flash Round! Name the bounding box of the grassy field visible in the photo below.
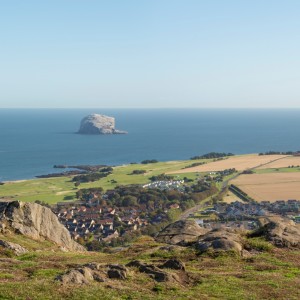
[254,167,300,174]
[0,234,299,300]
[0,159,203,204]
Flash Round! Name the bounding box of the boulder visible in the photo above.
[56,266,105,285]
[126,260,175,282]
[56,269,90,285]
[78,114,127,135]
[156,220,207,245]
[0,201,85,252]
[107,264,128,280]
[159,259,185,271]
[196,229,243,255]
[253,217,300,249]
[0,240,28,256]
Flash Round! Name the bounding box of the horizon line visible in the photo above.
[1,107,300,110]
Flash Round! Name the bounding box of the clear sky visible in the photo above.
[0,0,299,108]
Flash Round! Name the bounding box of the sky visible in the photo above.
[0,0,299,108]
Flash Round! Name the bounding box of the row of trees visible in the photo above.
[191,152,234,160]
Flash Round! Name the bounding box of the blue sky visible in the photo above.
[0,0,299,108]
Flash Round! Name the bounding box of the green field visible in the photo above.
[253,167,300,174]
[0,159,205,204]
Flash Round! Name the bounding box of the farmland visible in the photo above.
[256,156,300,169]
[1,154,300,205]
[231,172,300,202]
[169,154,287,174]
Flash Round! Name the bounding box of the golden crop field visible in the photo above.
[169,154,287,174]
[257,156,300,169]
[231,172,300,202]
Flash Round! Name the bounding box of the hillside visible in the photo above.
[0,228,299,299]
[0,154,300,299]
[0,201,299,300]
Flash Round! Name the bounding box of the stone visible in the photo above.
[159,259,185,271]
[156,220,207,245]
[0,240,28,256]
[56,269,89,285]
[126,260,174,282]
[0,201,85,252]
[83,262,102,270]
[78,114,127,135]
[196,229,243,255]
[92,271,106,282]
[107,264,128,280]
[78,267,94,281]
[253,217,300,249]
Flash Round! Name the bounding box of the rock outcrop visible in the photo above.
[0,201,85,252]
[156,220,207,245]
[78,114,127,135]
[252,217,300,249]
[0,240,28,256]
[195,229,243,255]
[56,263,128,285]
[159,259,186,271]
[126,260,178,282]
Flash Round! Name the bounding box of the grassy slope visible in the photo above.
[0,235,299,300]
[0,160,204,204]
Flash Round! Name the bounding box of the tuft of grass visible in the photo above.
[245,238,273,252]
[17,253,39,261]
[152,284,164,293]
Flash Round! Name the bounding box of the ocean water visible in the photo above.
[0,108,300,181]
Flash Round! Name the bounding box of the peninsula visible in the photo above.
[78,114,127,135]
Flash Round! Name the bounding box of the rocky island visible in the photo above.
[78,114,127,135]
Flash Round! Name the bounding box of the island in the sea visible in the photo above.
[78,113,128,134]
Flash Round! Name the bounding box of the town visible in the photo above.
[53,172,300,248]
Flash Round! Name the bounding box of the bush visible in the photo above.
[141,159,158,164]
[131,170,146,175]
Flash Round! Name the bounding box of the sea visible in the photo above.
[0,108,300,181]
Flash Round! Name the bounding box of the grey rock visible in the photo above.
[156,220,207,245]
[254,217,300,248]
[56,269,89,285]
[56,266,106,285]
[0,201,85,252]
[78,114,127,135]
[78,267,94,281]
[107,264,128,280]
[126,260,174,282]
[0,239,28,256]
[196,229,243,255]
[92,271,106,282]
[83,262,102,270]
[159,259,185,271]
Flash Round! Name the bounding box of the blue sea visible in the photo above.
[0,108,300,181]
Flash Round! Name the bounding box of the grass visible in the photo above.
[253,167,300,174]
[245,237,273,252]
[0,234,299,300]
[0,159,205,204]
